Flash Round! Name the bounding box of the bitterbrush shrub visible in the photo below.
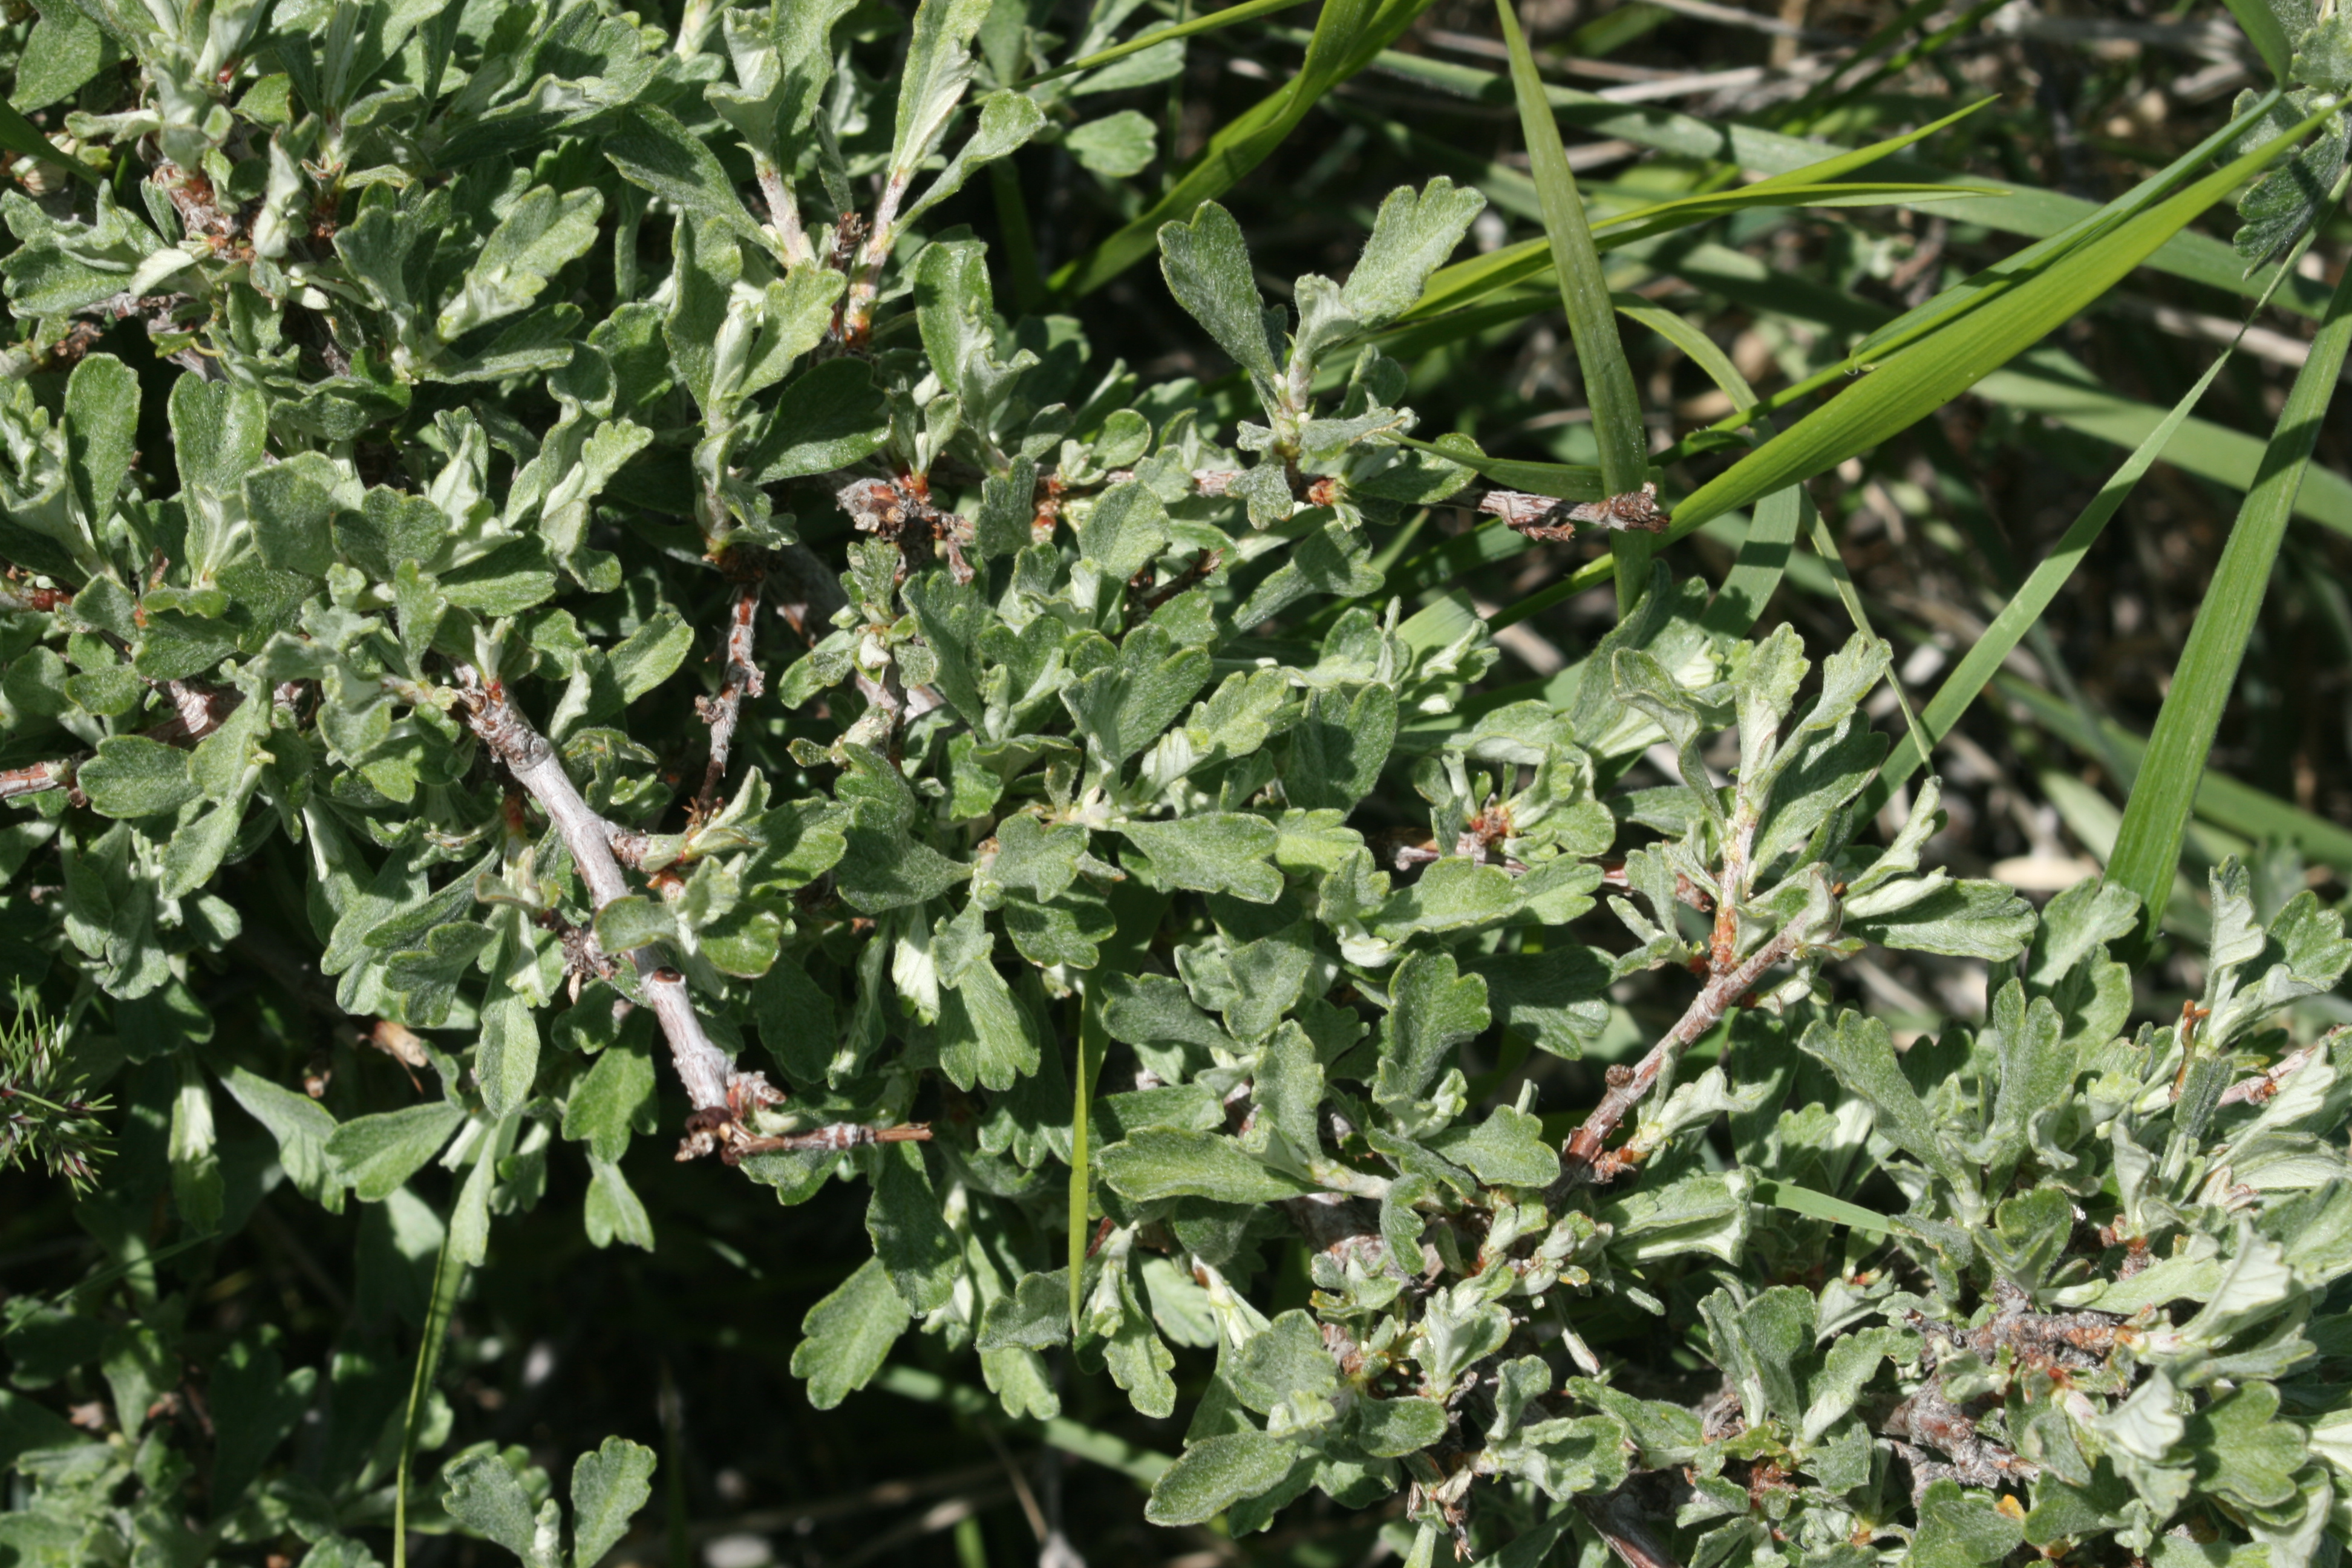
[2,1,2351,1567]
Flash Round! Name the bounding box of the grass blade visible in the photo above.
[1665,104,2333,543]
[2221,0,2293,83]
[393,1208,467,1568]
[1018,0,1316,87]
[1998,676,2352,876]
[1861,348,2236,818]
[1495,0,1649,612]
[2108,258,2352,952]
[1350,45,2336,321]
[1069,988,1107,1330]
[0,96,88,182]
[1051,0,1426,297]
[1753,1180,1895,1238]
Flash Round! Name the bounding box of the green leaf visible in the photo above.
[866,1140,959,1312]
[2110,261,2352,952]
[1145,1430,1302,1526]
[603,104,761,245]
[569,1437,658,1568]
[561,1040,656,1164]
[1099,1127,1318,1203]
[889,0,993,180]
[791,1256,911,1410]
[748,358,890,480]
[1067,111,1157,179]
[1910,1480,2025,1568]
[1157,202,1281,405]
[208,1333,317,1508]
[63,354,136,529]
[1342,177,1486,329]
[1795,1010,1980,1221]
[1429,1104,1558,1188]
[442,1446,560,1568]
[1373,950,1489,1108]
[220,1065,342,1212]
[1119,814,1282,903]
[2224,0,2296,84]
[78,736,198,819]
[325,1102,467,1203]
[438,185,604,340]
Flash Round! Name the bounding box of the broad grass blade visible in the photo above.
[1495,0,1648,612]
[2108,259,2352,950]
[1665,106,2333,542]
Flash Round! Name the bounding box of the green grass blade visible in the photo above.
[1753,1180,1895,1238]
[0,96,89,182]
[2221,0,2294,83]
[1495,0,1648,611]
[1665,105,2332,543]
[1068,987,1107,1330]
[1844,90,2284,368]
[1393,436,1609,499]
[1019,0,1316,87]
[393,1208,468,1568]
[1998,676,2352,875]
[1403,96,1998,323]
[1350,45,2336,321]
[1861,349,2236,818]
[1050,0,1426,297]
[2108,258,2352,951]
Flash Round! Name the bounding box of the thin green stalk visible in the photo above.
[1786,0,2007,129]
[2109,257,2352,954]
[1805,506,1926,762]
[1068,988,1108,1330]
[1494,0,1650,616]
[1018,0,1308,88]
[990,161,1045,318]
[392,1214,468,1568]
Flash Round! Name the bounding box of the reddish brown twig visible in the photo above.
[717,1120,932,1164]
[2218,1036,2333,1106]
[0,759,76,802]
[1578,1491,1684,1568]
[694,578,765,820]
[1560,923,1807,1184]
[1483,483,1671,543]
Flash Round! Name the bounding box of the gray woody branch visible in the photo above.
[449,667,765,1140]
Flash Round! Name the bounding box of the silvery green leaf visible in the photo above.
[866,1139,960,1312]
[890,0,993,178]
[1145,1431,1301,1527]
[570,1437,658,1568]
[1120,812,1281,903]
[1373,950,1489,1109]
[442,1447,561,1568]
[1428,1105,1558,1189]
[1158,201,1282,409]
[1099,1128,1318,1204]
[325,1101,466,1203]
[1798,1010,1982,1220]
[221,1065,343,1212]
[561,1040,656,1165]
[1067,109,1155,178]
[1598,1165,1753,1265]
[792,1256,910,1410]
[1340,177,1486,329]
[900,91,1045,229]
[437,185,603,340]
